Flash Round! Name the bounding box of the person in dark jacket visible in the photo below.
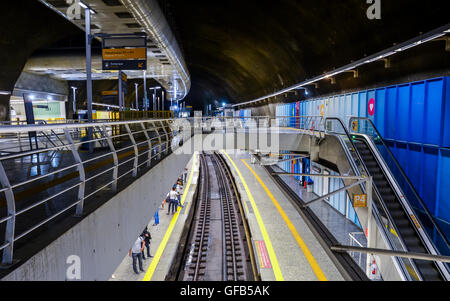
[141,229,153,260]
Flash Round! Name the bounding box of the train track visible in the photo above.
[178,152,257,281]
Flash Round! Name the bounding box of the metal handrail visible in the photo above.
[0,118,189,264]
[0,118,174,134]
[348,117,450,248]
[275,115,423,280]
[350,118,449,244]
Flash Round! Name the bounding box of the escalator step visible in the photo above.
[378,188,392,195]
[391,210,406,218]
[372,173,387,179]
[365,161,378,167]
[394,219,410,227]
[398,224,415,233]
[381,194,395,202]
[368,167,382,174]
[402,236,422,246]
[386,203,403,210]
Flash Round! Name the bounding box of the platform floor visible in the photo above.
[222,150,344,281]
[110,153,199,281]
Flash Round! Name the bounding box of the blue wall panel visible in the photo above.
[410,82,426,144]
[374,89,386,137]
[422,146,439,214]
[443,78,450,147]
[351,93,359,117]
[359,91,368,118]
[425,79,445,146]
[397,85,411,142]
[407,144,423,195]
[385,87,397,140]
[437,150,450,222]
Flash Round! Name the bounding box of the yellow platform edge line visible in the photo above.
[242,159,328,281]
[142,153,197,281]
[222,150,284,281]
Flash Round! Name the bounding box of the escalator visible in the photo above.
[353,138,443,281]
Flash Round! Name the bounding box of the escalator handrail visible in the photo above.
[333,134,418,280]
[324,117,419,253]
[283,116,423,279]
[349,117,450,248]
[352,134,450,280]
[325,117,428,277]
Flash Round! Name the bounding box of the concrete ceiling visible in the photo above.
[159,0,450,109]
[26,0,190,101]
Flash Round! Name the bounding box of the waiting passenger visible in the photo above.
[183,168,188,184]
[141,229,153,260]
[176,181,183,205]
[129,236,145,275]
[167,187,179,215]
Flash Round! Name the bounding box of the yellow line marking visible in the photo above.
[242,159,328,281]
[238,182,251,215]
[183,160,198,215]
[222,151,284,281]
[142,153,197,281]
[241,197,250,216]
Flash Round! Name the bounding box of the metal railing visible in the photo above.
[274,115,424,280]
[349,117,450,277]
[200,116,272,130]
[0,118,191,265]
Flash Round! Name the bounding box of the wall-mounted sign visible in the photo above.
[102,34,147,71]
[351,120,359,132]
[353,194,367,208]
[368,98,376,116]
[102,91,118,96]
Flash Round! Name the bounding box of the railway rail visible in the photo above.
[176,152,257,281]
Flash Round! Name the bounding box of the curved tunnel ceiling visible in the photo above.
[161,0,449,108]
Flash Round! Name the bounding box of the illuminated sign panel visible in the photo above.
[102,34,147,71]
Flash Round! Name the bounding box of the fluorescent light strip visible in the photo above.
[0,91,11,95]
[235,23,450,108]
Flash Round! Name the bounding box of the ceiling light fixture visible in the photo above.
[234,23,450,108]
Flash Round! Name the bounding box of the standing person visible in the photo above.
[176,181,184,210]
[183,168,188,185]
[129,236,145,274]
[167,187,179,215]
[141,230,153,259]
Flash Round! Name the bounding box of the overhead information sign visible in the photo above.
[102,48,146,60]
[101,34,148,71]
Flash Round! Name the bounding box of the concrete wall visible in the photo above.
[2,145,193,281]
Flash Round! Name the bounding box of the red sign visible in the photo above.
[368,98,375,116]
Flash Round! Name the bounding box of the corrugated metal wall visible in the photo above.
[274,76,450,226]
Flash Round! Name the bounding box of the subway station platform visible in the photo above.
[110,153,200,281]
[113,150,350,281]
